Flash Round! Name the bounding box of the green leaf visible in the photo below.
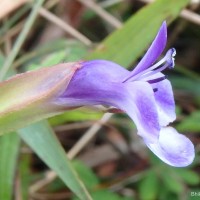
[71,162,135,200]
[174,169,200,185]
[19,121,92,200]
[162,170,184,194]
[73,160,99,189]
[49,110,102,126]
[187,189,200,200]
[176,111,200,132]
[91,190,128,200]
[25,40,88,71]
[175,64,200,81]
[170,76,200,98]
[138,170,159,200]
[19,153,32,200]
[0,133,20,200]
[73,190,133,200]
[87,0,189,67]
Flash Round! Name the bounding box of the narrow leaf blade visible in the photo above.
[19,121,92,200]
[0,133,20,200]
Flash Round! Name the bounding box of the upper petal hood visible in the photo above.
[60,60,130,104]
[128,21,167,78]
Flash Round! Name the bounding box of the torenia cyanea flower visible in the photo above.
[57,21,194,167]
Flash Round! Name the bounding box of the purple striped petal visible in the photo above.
[145,127,194,167]
[122,81,160,142]
[152,79,176,126]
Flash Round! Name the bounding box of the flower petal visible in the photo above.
[58,61,160,142]
[153,79,176,126]
[57,60,130,107]
[121,81,160,142]
[80,60,130,81]
[142,72,176,126]
[145,127,194,167]
[129,21,167,77]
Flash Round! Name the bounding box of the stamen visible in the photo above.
[145,63,169,77]
[165,48,176,69]
[146,48,176,72]
[124,48,176,82]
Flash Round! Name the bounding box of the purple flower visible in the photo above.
[56,21,194,167]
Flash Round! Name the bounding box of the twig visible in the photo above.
[140,0,200,26]
[99,0,124,8]
[68,113,113,158]
[4,36,12,57]
[0,20,24,45]
[0,0,45,80]
[15,172,23,200]
[54,121,95,132]
[45,0,60,9]
[79,144,120,167]
[2,18,12,56]
[180,9,200,25]
[77,0,122,29]
[38,7,92,46]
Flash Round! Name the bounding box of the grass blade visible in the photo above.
[0,133,20,200]
[19,121,92,200]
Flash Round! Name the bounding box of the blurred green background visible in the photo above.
[0,0,200,200]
